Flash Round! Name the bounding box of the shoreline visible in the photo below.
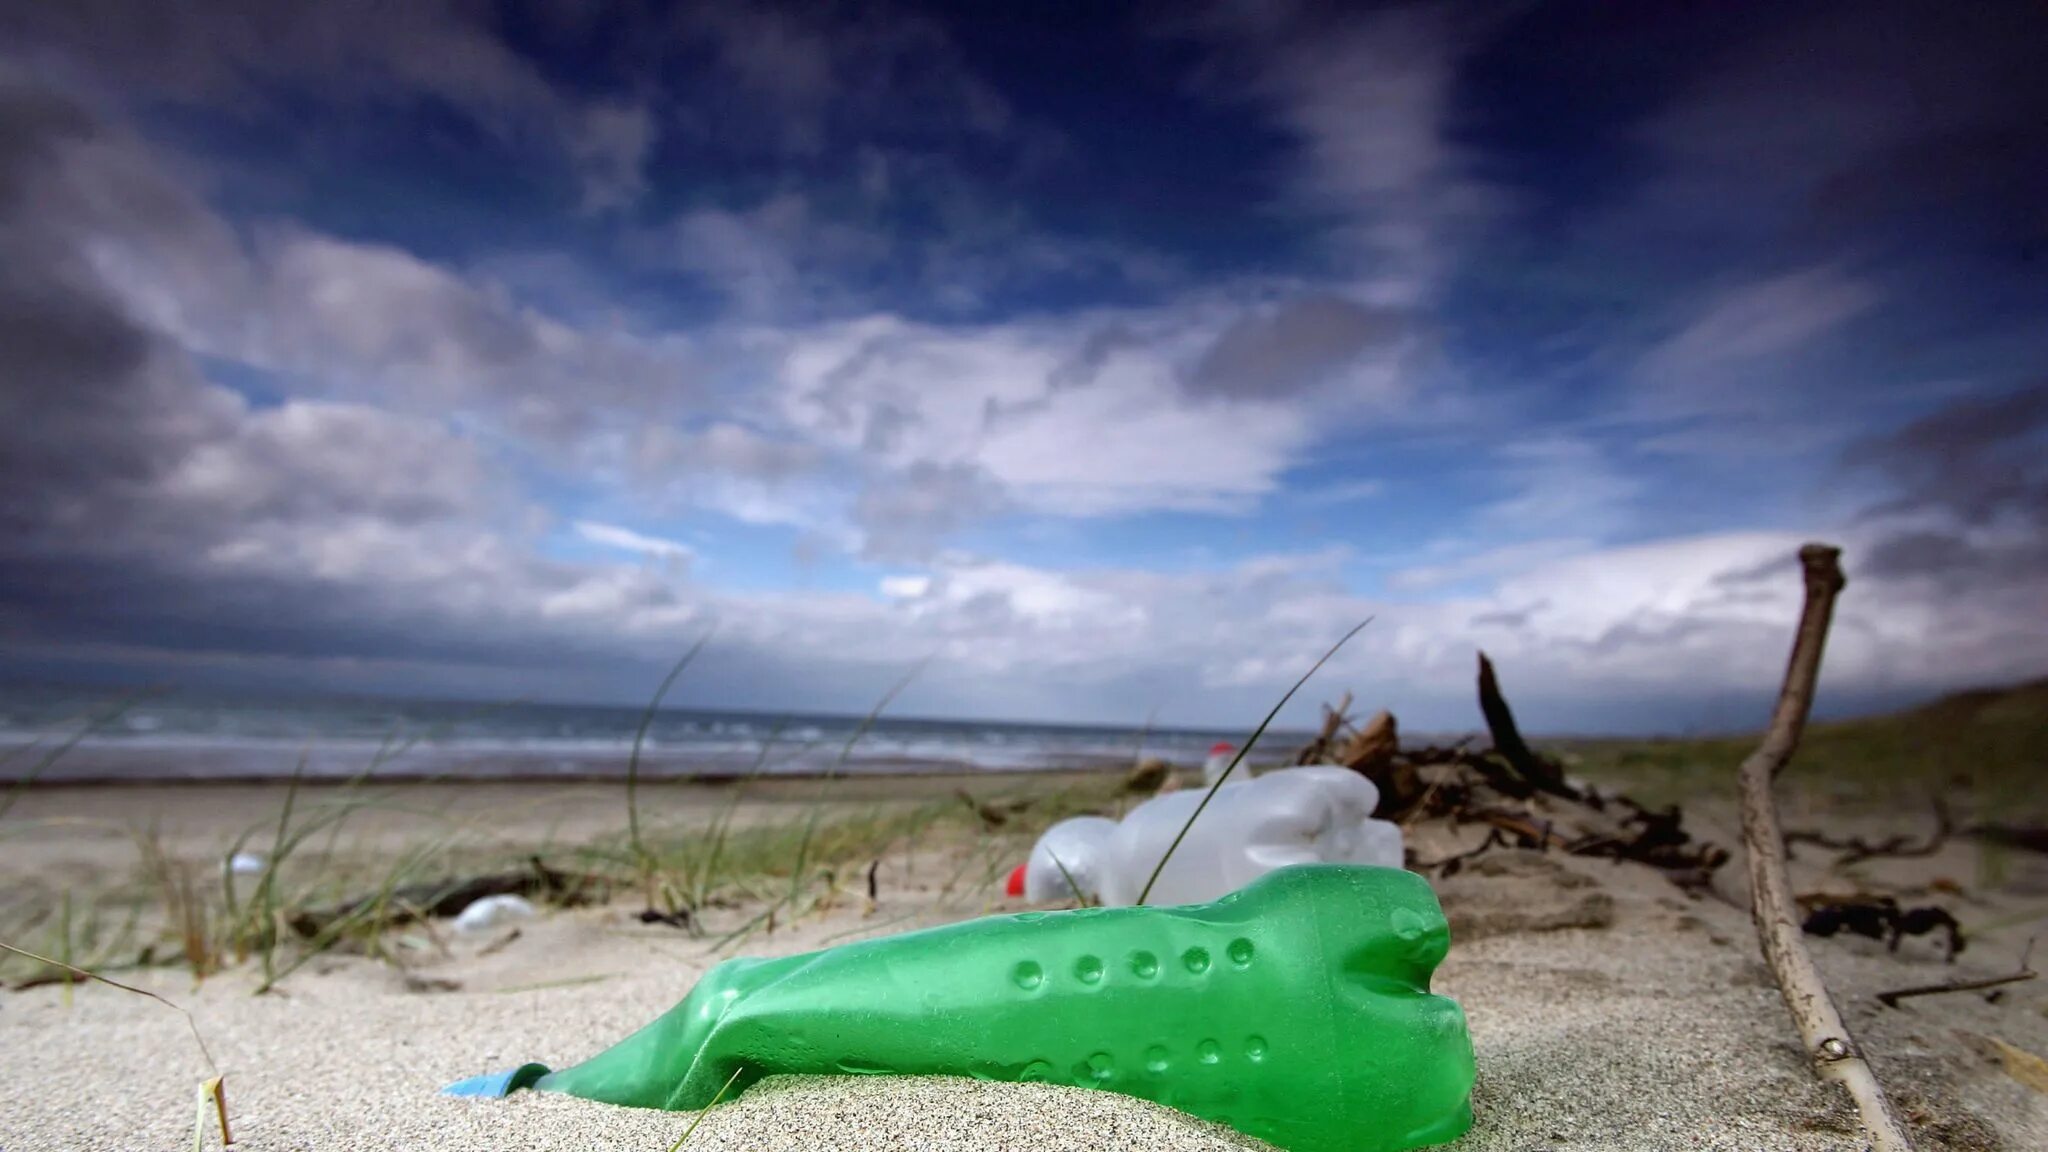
[1,741,1164,786]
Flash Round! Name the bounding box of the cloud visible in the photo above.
[878,575,931,600]
[628,422,832,530]
[670,3,1017,154]
[660,193,891,316]
[1636,265,1881,408]
[574,521,695,564]
[1177,2,1494,306]
[4,8,2041,734]
[1847,385,2048,600]
[0,0,654,210]
[1185,293,1410,401]
[1645,265,1879,375]
[572,103,657,215]
[854,462,1010,562]
[74,186,704,443]
[774,309,1319,519]
[1640,1,2048,253]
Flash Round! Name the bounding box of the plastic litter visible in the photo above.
[446,864,1474,1152]
[1200,740,1236,785]
[1013,815,1119,902]
[452,894,536,934]
[227,851,267,876]
[1014,765,1406,907]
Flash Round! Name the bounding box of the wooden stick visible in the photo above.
[1878,939,2037,1009]
[1737,543,1913,1152]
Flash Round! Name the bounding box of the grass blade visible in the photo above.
[782,661,927,910]
[0,940,219,1075]
[1134,618,1372,906]
[1,688,167,821]
[628,630,718,886]
[666,1064,747,1151]
[195,1076,230,1152]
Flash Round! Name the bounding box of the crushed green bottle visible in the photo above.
[457,864,1474,1152]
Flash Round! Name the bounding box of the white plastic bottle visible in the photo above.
[1007,765,1407,907]
[1201,740,1237,786]
[1011,815,1119,902]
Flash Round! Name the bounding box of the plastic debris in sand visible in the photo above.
[446,864,1474,1152]
[1009,765,1406,906]
[452,894,536,934]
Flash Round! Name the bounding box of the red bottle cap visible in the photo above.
[1006,863,1028,898]
[1209,741,1234,755]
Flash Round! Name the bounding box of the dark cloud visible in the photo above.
[1850,384,2048,584]
[0,74,583,677]
[1185,294,1406,400]
[1709,552,1799,588]
[0,77,230,543]
[853,462,1010,562]
[1856,385,2048,524]
[1047,323,1143,394]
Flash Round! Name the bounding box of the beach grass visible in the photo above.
[1551,677,2048,813]
[5,674,2038,992]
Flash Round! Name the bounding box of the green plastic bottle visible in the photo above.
[465,865,1474,1152]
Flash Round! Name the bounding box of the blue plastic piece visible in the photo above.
[444,1062,551,1098]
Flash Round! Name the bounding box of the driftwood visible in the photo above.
[1787,797,1953,864]
[1122,758,1173,796]
[1476,652,1576,798]
[1301,661,1730,895]
[287,856,599,938]
[1737,544,1913,1152]
[1877,940,2036,1009]
[1969,824,2048,854]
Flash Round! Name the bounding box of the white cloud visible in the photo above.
[574,521,696,563]
[1179,5,1493,307]
[878,574,931,599]
[773,309,1319,519]
[1640,265,1880,388]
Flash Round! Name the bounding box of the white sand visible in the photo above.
[4,801,2046,1150]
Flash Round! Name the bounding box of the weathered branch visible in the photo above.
[1738,543,1913,1152]
[288,856,597,938]
[1788,796,1952,864]
[1477,652,1576,798]
[1877,938,2035,1009]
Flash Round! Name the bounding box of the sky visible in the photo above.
[0,0,2044,734]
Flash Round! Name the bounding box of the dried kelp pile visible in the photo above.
[1295,653,1731,896]
[1301,650,1987,967]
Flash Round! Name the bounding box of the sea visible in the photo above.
[0,685,1293,783]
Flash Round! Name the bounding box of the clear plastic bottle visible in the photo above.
[1011,766,1406,906]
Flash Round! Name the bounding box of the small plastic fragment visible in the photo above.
[452,894,536,934]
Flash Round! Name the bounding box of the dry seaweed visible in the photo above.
[1302,652,1730,897]
[287,855,601,938]
[1787,797,1953,864]
[1799,894,1965,961]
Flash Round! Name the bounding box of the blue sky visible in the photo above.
[0,0,2043,733]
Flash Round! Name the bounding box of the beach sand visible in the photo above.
[3,778,2045,1151]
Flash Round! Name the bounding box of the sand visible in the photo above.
[3,783,2046,1151]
